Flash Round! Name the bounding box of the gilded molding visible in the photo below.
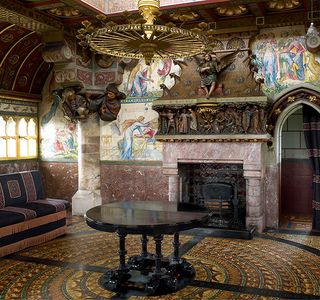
[0,1,63,32]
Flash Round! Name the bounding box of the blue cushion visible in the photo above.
[0,210,26,227]
[0,170,45,208]
[0,173,28,207]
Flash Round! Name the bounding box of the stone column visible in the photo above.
[168,175,180,202]
[163,166,180,202]
[72,117,102,215]
[243,166,265,232]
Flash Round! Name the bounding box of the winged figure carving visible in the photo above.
[196,49,240,99]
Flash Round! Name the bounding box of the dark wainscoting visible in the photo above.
[40,162,78,202]
[101,161,168,203]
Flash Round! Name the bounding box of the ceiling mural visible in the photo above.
[0,20,52,95]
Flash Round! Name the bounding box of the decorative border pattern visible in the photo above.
[313,200,320,210]
[7,180,21,199]
[21,172,37,202]
[0,184,4,209]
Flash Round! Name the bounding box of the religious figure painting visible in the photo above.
[100,103,162,161]
[40,91,78,161]
[40,119,78,161]
[119,59,181,99]
[252,25,320,98]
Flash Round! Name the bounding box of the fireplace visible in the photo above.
[162,141,266,232]
[179,163,246,229]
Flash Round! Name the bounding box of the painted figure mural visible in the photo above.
[252,26,320,98]
[120,59,181,98]
[129,65,154,97]
[119,116,156,160]
[101,103,161,161]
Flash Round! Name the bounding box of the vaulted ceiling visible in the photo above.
[0,0,316,98]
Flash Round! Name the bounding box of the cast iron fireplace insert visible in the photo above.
[178,163,246,230]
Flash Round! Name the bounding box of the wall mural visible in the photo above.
[252,25,320,98]
[100,102,162,161]
[98,59,179,161]
[99,59,180,161]
[40,89,78,161]
[119,59,181,99]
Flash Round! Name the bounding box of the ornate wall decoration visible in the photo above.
[42,43,73,63]
[153,101,269,136]
[216,4,248,16]
[156,32,260,101]
[77,69,92,85]
[0,99,37,116]
[267,91,320,134]
[251,25,320,99]
[47,7,82,18]
[95,72,116,85]
[266,0,301,10]
[54,69,76,83]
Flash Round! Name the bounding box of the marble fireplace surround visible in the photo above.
[162,141,266,232]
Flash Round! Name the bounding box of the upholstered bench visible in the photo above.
[0,170,70,257]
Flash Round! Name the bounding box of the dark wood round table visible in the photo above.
[85,201,210,296]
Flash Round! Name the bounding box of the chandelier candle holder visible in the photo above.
[77,0,208,65]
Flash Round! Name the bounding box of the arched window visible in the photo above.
[0,116,38,160]
[0,117,5,136]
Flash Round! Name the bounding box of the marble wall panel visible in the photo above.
[265,164,279,229]
[40,162,78,202]
[0,160,39,174]
[101,163,168,203]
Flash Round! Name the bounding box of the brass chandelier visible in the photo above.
[77,0,208,65]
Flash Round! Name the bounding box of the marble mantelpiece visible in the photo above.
[162,141,267,232]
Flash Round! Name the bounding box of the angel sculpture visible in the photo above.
[198,50,240,99]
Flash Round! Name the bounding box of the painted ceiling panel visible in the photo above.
[0,21,52,95]
[13,45,47,93]
[29,62,52,94]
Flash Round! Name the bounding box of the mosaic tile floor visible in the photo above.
[1,218,320,299]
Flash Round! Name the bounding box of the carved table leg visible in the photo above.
[171,232,181,264]
[154,234,163,276]
[141,234,148,258]
[145,234,163,294]
[127,234,149,269]
[118,231,127,271]
[100,231,129,291]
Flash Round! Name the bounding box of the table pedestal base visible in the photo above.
[100,256,195,296]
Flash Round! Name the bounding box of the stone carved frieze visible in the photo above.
[154,102,269,136]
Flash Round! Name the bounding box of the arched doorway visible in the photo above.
[269,88,320,231]
[280,105,313,229]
